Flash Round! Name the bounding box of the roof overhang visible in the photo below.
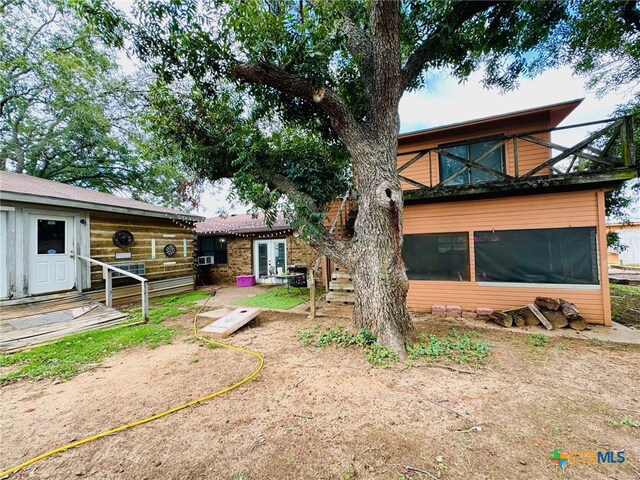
[1,191,205,222]
[403,168,637,204]
[398,98,584,145]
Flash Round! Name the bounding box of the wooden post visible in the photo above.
[512,136,519,177]
[141,281,149,323]
[104,268,112,307]
[620,116,636,168]
[309,272,316,319]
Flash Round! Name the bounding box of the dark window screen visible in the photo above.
[402,233,470,281]
[37,219,65,254]
[474,227,599,284]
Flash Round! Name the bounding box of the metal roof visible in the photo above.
[195,212,291,234]
[0,171,204,221]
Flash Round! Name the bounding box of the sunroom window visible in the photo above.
[402,233,470,281]
[474,227,599,284]
[439,138,505,185]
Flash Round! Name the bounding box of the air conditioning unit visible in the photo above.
[197,256,215,265]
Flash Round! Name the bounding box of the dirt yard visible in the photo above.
[1,311,639,480]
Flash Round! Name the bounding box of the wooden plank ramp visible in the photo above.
[0,295,127,352]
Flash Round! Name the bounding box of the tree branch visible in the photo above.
[400,1,498,92]
[369,0,401,135]
[342,14,373,88]
[269,173,353,267]
[623,0,640,32]
[231,62,365,147]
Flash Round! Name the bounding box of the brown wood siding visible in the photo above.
[398,113,552,190]
[403,190,611,324]
[89,213,195,288]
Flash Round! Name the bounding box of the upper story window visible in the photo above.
[439,138,505,185]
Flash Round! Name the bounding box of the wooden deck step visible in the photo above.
[329,281,354,291]
[331,272,352,280]
[326,291,355,303]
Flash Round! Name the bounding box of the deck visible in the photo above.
[399,115,637,202]
[0,292,127,351]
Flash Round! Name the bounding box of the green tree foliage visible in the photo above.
[0,0,193,206]
[80,0,566,226]
[556,0,640,239]
[79,0,571,353]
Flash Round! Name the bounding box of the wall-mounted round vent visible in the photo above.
[112,230,134,248]
[164,244,177,257]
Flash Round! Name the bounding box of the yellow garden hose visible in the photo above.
[1,291,264,478]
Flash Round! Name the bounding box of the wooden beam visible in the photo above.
[621,116,637,168]
[398,151,426,173]
[527,303,553,330]
[519,135,617,167]
[522,119,623,178]
[399,175,428,189]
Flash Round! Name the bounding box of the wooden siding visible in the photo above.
[89,212,195,289]
[403,190,611,325]
[397,112,552,190]
[86,276,194,304]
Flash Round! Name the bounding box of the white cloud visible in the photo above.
[399,67,632,134]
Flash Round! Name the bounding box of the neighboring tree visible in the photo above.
[556,0,640,240]
[0,0,193,206]
[83,0,568,355]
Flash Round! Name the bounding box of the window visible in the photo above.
[37,219,66,254]
[474,227,598,284]
[439,138,505,185]
[402,233,470,281]
[111,263,145,278]
[198,236,228,264]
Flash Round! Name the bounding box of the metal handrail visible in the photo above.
[72,253,149,322]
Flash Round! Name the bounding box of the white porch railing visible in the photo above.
[72,254,149,322]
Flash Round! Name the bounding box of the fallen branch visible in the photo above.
[418,394,474,420]
[411,363,476,375]
[405,465,439,480]
[614,406,640,414]
[293,412,313,419]
[455,425,483,434]
[250,434,265,452]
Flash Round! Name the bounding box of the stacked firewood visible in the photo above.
[488,296,588,331]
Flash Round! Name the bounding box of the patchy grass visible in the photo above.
[608,416,639,429]
[0,323,176,384]
[610,284,640,328]
[232,287,324,310]
[125,290,212,324]
[406,326,492,367]
[298,326,399,367]
[0,290,211,384]
[526,333,549,347]
[298,325,492,368]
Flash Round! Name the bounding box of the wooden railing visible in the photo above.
[398,115,637,192]
[72,254,149,322]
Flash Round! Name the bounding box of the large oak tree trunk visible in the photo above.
[347,143,414,357]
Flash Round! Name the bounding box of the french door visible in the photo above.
[253,239,287,284]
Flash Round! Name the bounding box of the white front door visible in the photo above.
[0,211,7,298]
[253,239,287,284]
[28,214,76,295]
